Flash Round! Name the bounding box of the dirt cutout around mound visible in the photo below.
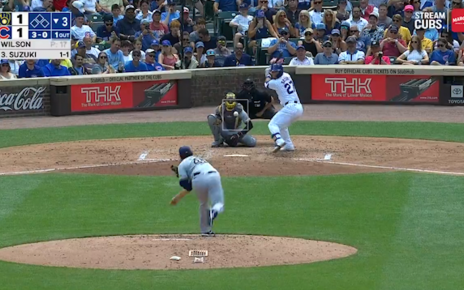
[0,235,357,270]
[0,136,463,176]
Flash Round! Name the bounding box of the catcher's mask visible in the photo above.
[225,92,236,111]
[243,78,255,91]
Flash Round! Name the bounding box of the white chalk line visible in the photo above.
[294,158,464,176]
[152,238,193,241]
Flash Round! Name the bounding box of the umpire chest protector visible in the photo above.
[221,103,242,130]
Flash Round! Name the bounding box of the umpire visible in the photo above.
[236,78,276,120]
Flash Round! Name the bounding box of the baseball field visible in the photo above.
[0,105,463,290]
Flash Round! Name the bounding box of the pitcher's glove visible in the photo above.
[171,165,179,178]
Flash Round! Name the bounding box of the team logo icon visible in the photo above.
[0,13,11,26]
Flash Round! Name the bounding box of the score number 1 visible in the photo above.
[12,13,29,39]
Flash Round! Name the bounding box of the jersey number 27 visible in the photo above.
[284,81,295,94]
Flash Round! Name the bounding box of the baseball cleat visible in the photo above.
[201,231,216,237]
[272,140,286,153]
[281,145,295,151]
[211,141,224,147]
[209,209,218,226]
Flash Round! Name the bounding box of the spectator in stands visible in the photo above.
[54,0,68,11]
[69,54,87,75]
[414,27,433,54]
[396,35,429,65]
[296,0,310,10]
[33,0,52,11]
[195,42,207,66]
[294,10,312,38]
[359,0,377,20]
[214,36,233,66]
[189,18,207,44]
[230,3,254,48]
[42,59,71,76]
[256,0,277,24]
[0,60,16,80]
[336,0,350,22]
[121,40,132,63]
[377,4,392,30]
[18,60,45,78]
[350,24,370,53]
[314,40,339,64]
[361,12,384,42]
[71,13,96,41]
[457,50,464,66]
[412,0,421,11]
[268,28,297,58]
[144,48,165,70]
[223,43,253,66]
[248,10,278,54]
[97,14,120,42]
[349,7,368,31]
[92,51,116,74]
[72,40,98,71]
[315,23,328,42]
[365,40,391,64]
[117,5,141,42]
[402,5,415,34]
[309,0,323,24]
[5,60,21,76]
[436,28,460,53]
[380,25,407,57]
[273,10,295,37]
[125,49,149,72]
[111,4,124,24]
[161,20,181,48]
[386,14,411,44]
[136,0,153,22]
[151,0,166,12]
[387,0,404,18]
[340,21,350,40]
[176,46,199,69]
[203,49,222,67]
[322,10,340,36]
[104,38,125,71]
[178,8,195,34]
[162,0,180,25]
[136,19,157,51]
[298,28,321,57]
[289,46,314,65]
[330,29,346,54]
[286,0,300,25]
[214,0,239,13]
[129,39,147,60]
[197,28,218,51]
[339,36,365,64]
[430,38,456,65]
[159,40,179,70]
[180,32,193,52]
[150,10,169,39]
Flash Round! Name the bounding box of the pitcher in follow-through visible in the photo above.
[265,63,304,152]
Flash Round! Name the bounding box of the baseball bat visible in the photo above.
[170,189,190,205]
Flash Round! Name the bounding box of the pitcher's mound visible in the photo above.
[0,235,357,270]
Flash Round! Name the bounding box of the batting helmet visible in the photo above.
[270,63,284,79]
[179,146,193,160]
[224,92,236,111]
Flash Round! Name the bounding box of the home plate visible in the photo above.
[223,154,249,157]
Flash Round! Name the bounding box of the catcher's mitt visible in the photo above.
[171,165,179,177]
[224,133,242,147]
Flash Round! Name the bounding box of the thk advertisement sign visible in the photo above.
[312,75,439,103]
[0,86,45,112]
[71,80,178,112]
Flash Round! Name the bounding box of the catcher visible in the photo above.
[170,146,224,237]
[236,78,277,120]
[207,92,256,148]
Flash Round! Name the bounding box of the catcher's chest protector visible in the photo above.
[222,107,241,130]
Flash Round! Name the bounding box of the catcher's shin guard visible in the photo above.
[207,114,223,144]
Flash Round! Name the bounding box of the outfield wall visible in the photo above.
[0,65,463,118]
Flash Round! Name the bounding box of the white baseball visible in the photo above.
[233,112,238,117]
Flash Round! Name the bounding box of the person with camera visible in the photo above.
[175,46,199,69]
[364,40,391,64]
[135,19,156,51]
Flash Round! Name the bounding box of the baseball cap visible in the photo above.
[346,36,357,43]
[206,49,215,56]
[279,28,289,34]
[296,45,305,50]
[218,35,226,41]
[77,41,85,48]
[331,29,340,35]
[179,146,193,159]
[183,7,189,13]
[125,4,135,10]
[389,25,399,33]
[0,59,8,65]
[184,46,193,53]
[304,28,313,34]
[167,0,175,5]
[72,1,85,13]
[340,21,350,29]
[404,4,414,12]
[141,19,150,24]
[74,12,85,19]
[146,48,156,54]
[316,23,326,30]
[256,10,265,18]
[153,9,161,14]
[369,11,379,19]
[239,3,249,9]
[323,40,332,47]
[370,40,380,47]
[196,41,205,48]
[151,40,159,46]
[162,40,171,46]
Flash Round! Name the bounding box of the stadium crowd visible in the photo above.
[0,0,463,79]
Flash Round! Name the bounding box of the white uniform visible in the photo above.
[178,155,225,234]
[265,72,304,150]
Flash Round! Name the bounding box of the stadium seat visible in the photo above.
[91,14,103,22]
[322,0,338,8]
[350,0,360,7]
[283,57,293,64]
[215,11,238,40]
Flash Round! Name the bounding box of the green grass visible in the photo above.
[0,120,464,289]
[1,121,464,148]
[0,173,463,290]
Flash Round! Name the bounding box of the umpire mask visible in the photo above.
[243,78,255,92]
[225,92,236,111]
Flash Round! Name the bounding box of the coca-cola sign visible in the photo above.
[0,86,45,111]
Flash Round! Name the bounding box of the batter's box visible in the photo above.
[189,250,208,257]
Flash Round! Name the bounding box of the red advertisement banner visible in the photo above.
[311,74,439,103]
[71,80,178,112]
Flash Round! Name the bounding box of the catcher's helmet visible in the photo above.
[224,92,236,111]
[270,63,284,78]
[179,146,193,160]
[243,78,255,90]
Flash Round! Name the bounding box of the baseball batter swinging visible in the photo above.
[207,92,256,148]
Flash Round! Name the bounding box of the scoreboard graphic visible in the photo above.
[0,12,71,60]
